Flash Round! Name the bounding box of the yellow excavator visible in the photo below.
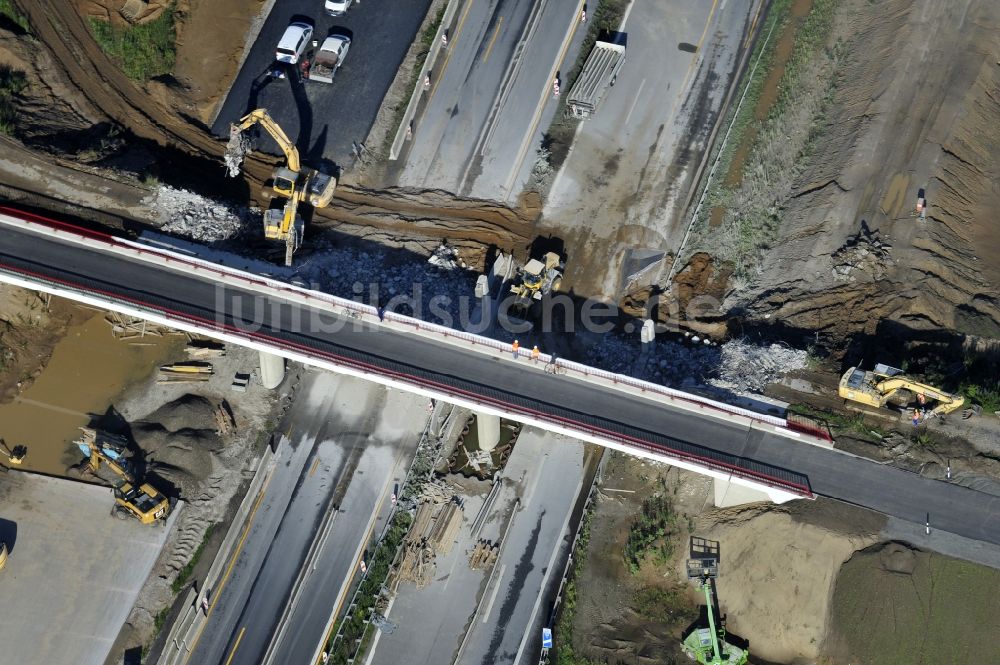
[226,108,337,265]
[75,428,170,525]
[839,363,965,419]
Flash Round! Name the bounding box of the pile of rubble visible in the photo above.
[144,185,260,243]
[398,496,464,588]
[587,334,808,395]
[831,222,893,281]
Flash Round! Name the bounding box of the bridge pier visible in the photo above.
[713,477,796,507]
[258,351,285,389]
[476,412,501,452]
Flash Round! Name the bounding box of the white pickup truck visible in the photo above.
[308,36,351,83]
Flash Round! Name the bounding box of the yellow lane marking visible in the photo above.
[224,627,246,665]
[182,470,273,664]
[483,16,503,63]
[309,456,321,477]
[429,0,475,100]
[743,0,765,50]
[668,0,720,121]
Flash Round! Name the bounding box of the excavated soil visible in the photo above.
[735,0,1000,343]
[3,0,535,254]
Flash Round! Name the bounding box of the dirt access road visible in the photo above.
[736,0,1000,342]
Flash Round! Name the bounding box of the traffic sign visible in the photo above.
[541,628,553,649]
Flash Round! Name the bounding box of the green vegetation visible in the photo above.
[539,0,629,172]
[787,403,886,441]
[0,0,29,32]
[324,511,413,665]
[691,0,841,284]
[961,381,1000,413]
[831,545,1000,664]
[624,495,678,574]
[383,4,446,156]
[0,64,27,135]
[633,585,697,624]
[172,525,215,594]
[88,5,176,82]
[553,505,601,665]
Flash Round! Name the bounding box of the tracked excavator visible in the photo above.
[225,108,337,265]
[74,427,170,525]
[839,363,965,420]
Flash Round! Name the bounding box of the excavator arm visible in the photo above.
[874,377,965,415]
[233,108,301,172]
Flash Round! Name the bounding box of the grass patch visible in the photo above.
[88,5,176,82]
[0,0,28,32]
[171,524,215,594]
[831,546,1000,664]
[690,0,842,284]
[0,64,27,135]
[324,511,413,665]
[623,495,678,574]
[633,585,698,624]
[552,504,601,665]
[787,402,887,440]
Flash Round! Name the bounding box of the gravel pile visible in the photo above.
[144,185,260,243]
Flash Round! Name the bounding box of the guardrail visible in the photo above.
[0,208,819,497]
[156,444,275,665]
[388,0,465,160]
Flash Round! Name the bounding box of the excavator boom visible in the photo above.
[839,365,965,417]
[233,108,301,172]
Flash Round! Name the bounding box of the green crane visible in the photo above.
[681,543,748,665]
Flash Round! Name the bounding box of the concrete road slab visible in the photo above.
[0,471,176,665]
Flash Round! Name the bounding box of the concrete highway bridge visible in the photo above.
[1,207,998,543]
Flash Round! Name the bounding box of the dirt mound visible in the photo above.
[140,394,218,432]
[878,541,916,574]
[827,541,1000,664]
[691,498,883,664]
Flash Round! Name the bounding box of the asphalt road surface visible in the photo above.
[185,371,423,665]
[457,430,585,665]
[211,0,433,167]
[398,0,582,198]
[2,225,1000,549]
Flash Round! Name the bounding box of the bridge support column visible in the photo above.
[713,477,796,507]
[258,351,285,389]
[476,412,501,452]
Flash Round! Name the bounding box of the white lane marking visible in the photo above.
[624,77,646,126]
[480,564,506,621]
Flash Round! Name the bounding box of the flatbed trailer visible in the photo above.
[566,40,626,119]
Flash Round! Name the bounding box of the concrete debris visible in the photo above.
[224,125,251,178]
[831,223,893,281]
[144,185,260,242]
[427,244,465,271]
[587,335,807,395]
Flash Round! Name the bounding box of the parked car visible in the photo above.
[276,22,314,64]
[325,0,354,16]
[308,35,351,83]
